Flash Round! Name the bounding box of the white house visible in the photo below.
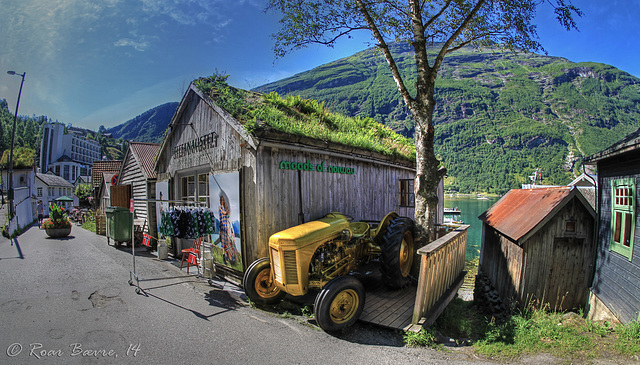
[35,173,75,214]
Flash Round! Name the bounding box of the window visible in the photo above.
[610,178,636,261]
[48,187,53,197]
[198,174,209,203]
[37,187,43,197]
[399,179,415,208]
[181,176,196,201]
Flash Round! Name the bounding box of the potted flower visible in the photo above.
[43,204,72,238]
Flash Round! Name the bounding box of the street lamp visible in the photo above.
[6,70,26,220]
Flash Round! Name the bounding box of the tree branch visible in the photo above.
[423,0,453,30]
[355,0,414,106]
[433,0,487,73]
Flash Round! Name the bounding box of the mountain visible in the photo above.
[107,102,178,143]
[255,43,640,194]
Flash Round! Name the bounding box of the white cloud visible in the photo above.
[114,38,150,51]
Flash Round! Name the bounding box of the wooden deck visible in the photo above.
[359,284,417,331]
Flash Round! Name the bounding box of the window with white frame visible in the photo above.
[198,174,209,203]
[181,175,196,201]
[610,178,636,261]
[37,187,43,197]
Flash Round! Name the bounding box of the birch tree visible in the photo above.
[267,0,581,245]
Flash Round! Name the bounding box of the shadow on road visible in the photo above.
[0,236,24,260]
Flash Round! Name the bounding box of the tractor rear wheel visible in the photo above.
[380,217,415,290]
[314,275,365,332]
[243,258,286,305]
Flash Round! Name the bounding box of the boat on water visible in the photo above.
[444,207,462,214]
[444,216,464,225]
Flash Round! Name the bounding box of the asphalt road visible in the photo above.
[0,224,485,365]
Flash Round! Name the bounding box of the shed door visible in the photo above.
[547,237,588,310]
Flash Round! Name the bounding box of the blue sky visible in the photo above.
[1,0,638,131]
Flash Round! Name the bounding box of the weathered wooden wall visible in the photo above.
[119,151,149,221]
[109,185,131,208]
[520,198,595,310]
[480,225,524,304]
[592,151,640,323]
[251,144,416,261]
[157,91,245,176]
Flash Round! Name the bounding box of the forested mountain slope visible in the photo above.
[255,43,640,194]
[107,102,178,143]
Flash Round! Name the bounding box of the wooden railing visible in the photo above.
[411,224,470,328]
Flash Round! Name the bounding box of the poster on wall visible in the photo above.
[155,181,169,238]
[209,171,243,271]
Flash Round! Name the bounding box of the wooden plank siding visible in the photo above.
[591,151,640,323]
[520,199,595,310]
[480,226,524,304]
[412,225,468,327]
[159,94,245,176]
[119,150,149,221]
[251,143,416,264]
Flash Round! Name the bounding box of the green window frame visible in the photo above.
[610,178,636,261]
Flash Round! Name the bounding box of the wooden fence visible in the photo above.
[411,224,469,328]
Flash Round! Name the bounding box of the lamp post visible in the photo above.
[6,71,26,220]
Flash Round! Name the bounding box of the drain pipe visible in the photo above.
[298,170,305,224]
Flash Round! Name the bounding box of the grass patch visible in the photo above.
[81,211,96,233]
[614,316,640,356]
[421,300,640,362]
[404,328,438,348]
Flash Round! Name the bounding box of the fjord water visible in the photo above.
[444,196,499,260]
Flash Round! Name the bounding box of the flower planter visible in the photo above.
[45,227,72,238]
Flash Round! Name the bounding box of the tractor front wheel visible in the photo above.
[314,276,365,332]
[380,217,415,290]
[243,258,286,305]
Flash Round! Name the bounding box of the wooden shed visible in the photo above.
[154,79,440,278]
[91,160,122,210]
[584,128,640,324]
[117,142,160,240]
[478,187,596,310]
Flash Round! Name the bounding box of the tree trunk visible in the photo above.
[412,92,441,247]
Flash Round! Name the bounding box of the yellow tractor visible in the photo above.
[243,212,414,332]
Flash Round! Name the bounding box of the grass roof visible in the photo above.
[194,74,416,162]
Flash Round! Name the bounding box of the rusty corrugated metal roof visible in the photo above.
[478,187,573,243]
[130,142,160,179]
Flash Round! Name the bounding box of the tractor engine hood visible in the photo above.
[269,212,351,250]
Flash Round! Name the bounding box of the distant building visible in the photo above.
[39,123,101,182]
[91,160,122,210]
[73,175,92,186]
[35,172,75,214]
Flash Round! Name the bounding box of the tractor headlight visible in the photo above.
[341,229,352,241]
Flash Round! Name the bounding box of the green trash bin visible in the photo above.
[105,206,133,246]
